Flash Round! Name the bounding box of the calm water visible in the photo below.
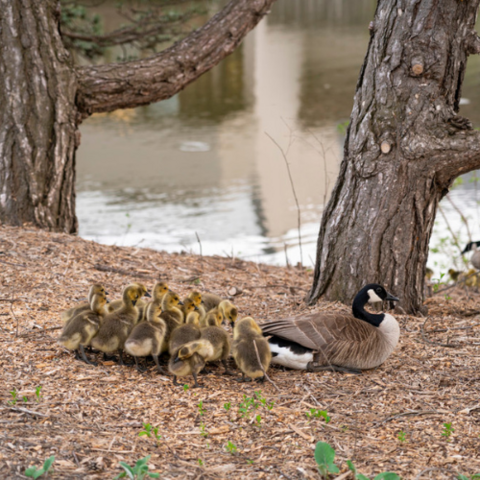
[77,0,480,274]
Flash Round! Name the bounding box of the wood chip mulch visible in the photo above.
[1,225,480,479]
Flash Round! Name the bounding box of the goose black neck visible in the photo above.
[352,295,385,327]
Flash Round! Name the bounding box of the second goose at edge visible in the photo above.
[261,283,400,373]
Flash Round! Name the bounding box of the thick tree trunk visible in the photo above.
[308,0,480,313]
[0,0,78,232]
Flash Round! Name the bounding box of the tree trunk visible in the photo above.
[0,0,78,232]
[308,0,480,313]
[0,0,276,233]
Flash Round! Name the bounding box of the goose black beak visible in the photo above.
[144,291,152,298]
[385,292,399,302]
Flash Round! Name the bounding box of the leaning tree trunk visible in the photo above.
[0,0,276,233]
[308,0,480,313]
[0,0,78,233]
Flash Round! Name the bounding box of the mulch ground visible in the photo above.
[1,225,480,480]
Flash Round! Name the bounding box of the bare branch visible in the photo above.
[75,0,277,116]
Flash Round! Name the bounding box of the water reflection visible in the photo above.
[77,0,480,271]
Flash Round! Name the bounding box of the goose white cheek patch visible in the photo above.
[367,289,383,303]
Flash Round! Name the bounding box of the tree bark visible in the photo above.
[75,0,276,117]
[0,0,78,232]
[0,0,276,232]
[307,0,480,313]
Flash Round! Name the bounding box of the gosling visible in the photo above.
[188,291,206,321]
[232,317,271,383]
[58,293,107,366]
[60,284,108,324]
[91,284,142,365]
[159,291,184,353]
[124,303,166,374]
[168,342,206,388]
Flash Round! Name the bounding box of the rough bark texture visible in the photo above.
[308,0,480,313]
[0,0,276,233]
[0,0,78,233]
[75,0,277,117]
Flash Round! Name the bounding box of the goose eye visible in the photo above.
[376,287,382,293]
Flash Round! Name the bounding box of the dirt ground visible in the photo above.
[1,225,480,480]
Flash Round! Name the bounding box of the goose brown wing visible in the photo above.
[261,312,353,350]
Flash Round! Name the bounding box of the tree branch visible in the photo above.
[430,130,480,187]
[75,0,276,117]
[466,31,480,55]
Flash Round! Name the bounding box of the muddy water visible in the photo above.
[76,0,480,273]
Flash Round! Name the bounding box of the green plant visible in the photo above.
[255,414,261,427]
[458,475,480,480]
[8,388,17,405]
[198,400,206,416]
[306,408,330,423]
[315,442,339,477]
[200,423,208,438]
[337,120,350,135]
[197,459,204,466]
[25,456,55,479]
[138,423,153,438]
[442,422,454,440]
[225,441,237,454]
[113,455,159,479]
[397,431,406,443]
[183,384,189,392]
[35,386,43,402]
[224,402,231,411]
[23,396,28,403]
[347,459,401,480]
[238,391,273,418]
[254,391,274,410]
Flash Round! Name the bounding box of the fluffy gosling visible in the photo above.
[60,284,108,324]
[232,317,271,383]
[58,293,107,366]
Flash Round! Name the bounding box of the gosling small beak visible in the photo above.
[194,305,199,311]
[230,321,235,327]
[385,292,399,302]
[132,300,137,306]
[174,355,181,363]
[201,300,205,304]
[105,291,109,296]
[168,289,173,292]
[144,291,152,298]
[178,301,184,306]
[106,299,110,304]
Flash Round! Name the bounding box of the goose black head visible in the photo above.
[352,284,399,326]
[462,241,480,254]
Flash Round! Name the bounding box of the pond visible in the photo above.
[76,0,480,275]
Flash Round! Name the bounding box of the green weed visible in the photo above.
[200,423,208,438]
[442,422,454,440]
[306,408,330,423]
[315,442,339,478]
[397,431,406,443]
[347,458,401,480]
[198,400,206,416]
[35,386,43,402]
[225,441,237,454]
[113,455,159,479]
[8,388,17,406]
[223,402,231,411]
[25,456,55,479]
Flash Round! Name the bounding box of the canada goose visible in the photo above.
[199,325,233,375]
[142,282,169,321]
[168,309,201,357]
[232,317,271,382]
[450,268,478,287]
[91,284,141,365]
[58,293,107,365]
[124,303,167,373]
[201,292,223,312]
[217,300,238,326]
[200,308,223,328]
[61,284,108,324]
[188,291,206,320]
[462,241,480,270]
[168,344,206,388]
[159,291,184,353]
[106,282,151,321]
[261,284,400,373]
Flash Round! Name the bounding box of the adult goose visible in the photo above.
[462,241,480,270]
[261,284,399,373]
